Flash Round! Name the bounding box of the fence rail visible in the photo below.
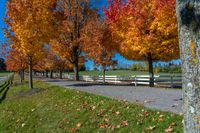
[62,74,182,88]
[38,72,182,88]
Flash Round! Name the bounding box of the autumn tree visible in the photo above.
[34,45,73,79]
[82,18,116,83]
[104,0,179,87]
[176,1,200,132]
[0,40,27,82]
[6,48,27,82]
[51,0,97,81]
[5,0,57,88]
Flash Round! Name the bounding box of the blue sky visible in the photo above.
[0,0,180,70]
[0,0,7,43]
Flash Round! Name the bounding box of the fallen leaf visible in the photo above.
[104,118,109,122]
[170,122,177,126]
[116,111,120,115]
[158,115,164,122]
[21,123,25,127]
[99,123,108,129]
[92,106,96,110]
[76,122,81,128]
[146,125,156,131]
[144,111,150,117]
[165,126,173,132]
[122,120,129,126]
[116,125,121,129]
[16,118,20,123]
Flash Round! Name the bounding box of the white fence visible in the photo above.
[61,74,182,88]
[38,72,182,88]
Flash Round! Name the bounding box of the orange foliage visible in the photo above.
[104,0,179,62]
[82,18,116,68]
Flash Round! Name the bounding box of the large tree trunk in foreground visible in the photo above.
[176,1,200,132]
[147,53,154,87]
[28,56,33,89]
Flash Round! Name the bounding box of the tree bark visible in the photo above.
[21,69,24,81]
[59,70,63,79]
[19,70,23,83]
[19,69,25,83]
[42,71,44,76]
[46,70,49,78]
[147,53,154,87]
[50,71,53,78]
[176,1,200,132]
[28,56,33,89]
[73,60,79,81]
[103,68,106,84]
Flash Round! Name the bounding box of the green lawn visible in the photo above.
[0,71,10,77]
[0,79,183,132]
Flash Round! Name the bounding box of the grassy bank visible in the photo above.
[0,79,183,132]
[0,71,10,77]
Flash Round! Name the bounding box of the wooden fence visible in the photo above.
[62,74,182,88]
[38,72,182,88]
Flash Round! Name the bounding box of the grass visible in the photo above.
[0,71,10,77]
[0,78,183,132]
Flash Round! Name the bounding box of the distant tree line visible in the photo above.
[130,62,181,73]
[0,58,6,71]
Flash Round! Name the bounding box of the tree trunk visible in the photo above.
[59,70,63,79]
[34,71,37,76]
[50,71,53,78]
[28,56,33,89]
[103,68,106,84]
[67,69,70,75]
[22,69,24,80]
[147,53,154,87]
[73,61,79,81]
[46,70,49,78]
[176,1,200,132]
[19,70,23,83]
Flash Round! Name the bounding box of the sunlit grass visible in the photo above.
[0,79,183,132]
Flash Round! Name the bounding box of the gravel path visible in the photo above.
[40,78,182,114]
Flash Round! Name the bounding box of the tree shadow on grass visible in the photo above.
[0,85,10,103]
[66,83,134,87]
[14,88,44,97]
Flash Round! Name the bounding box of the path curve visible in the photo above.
[40,78,182,114]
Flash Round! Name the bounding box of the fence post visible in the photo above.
[171,75,174,88]
[135,75,137,87]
